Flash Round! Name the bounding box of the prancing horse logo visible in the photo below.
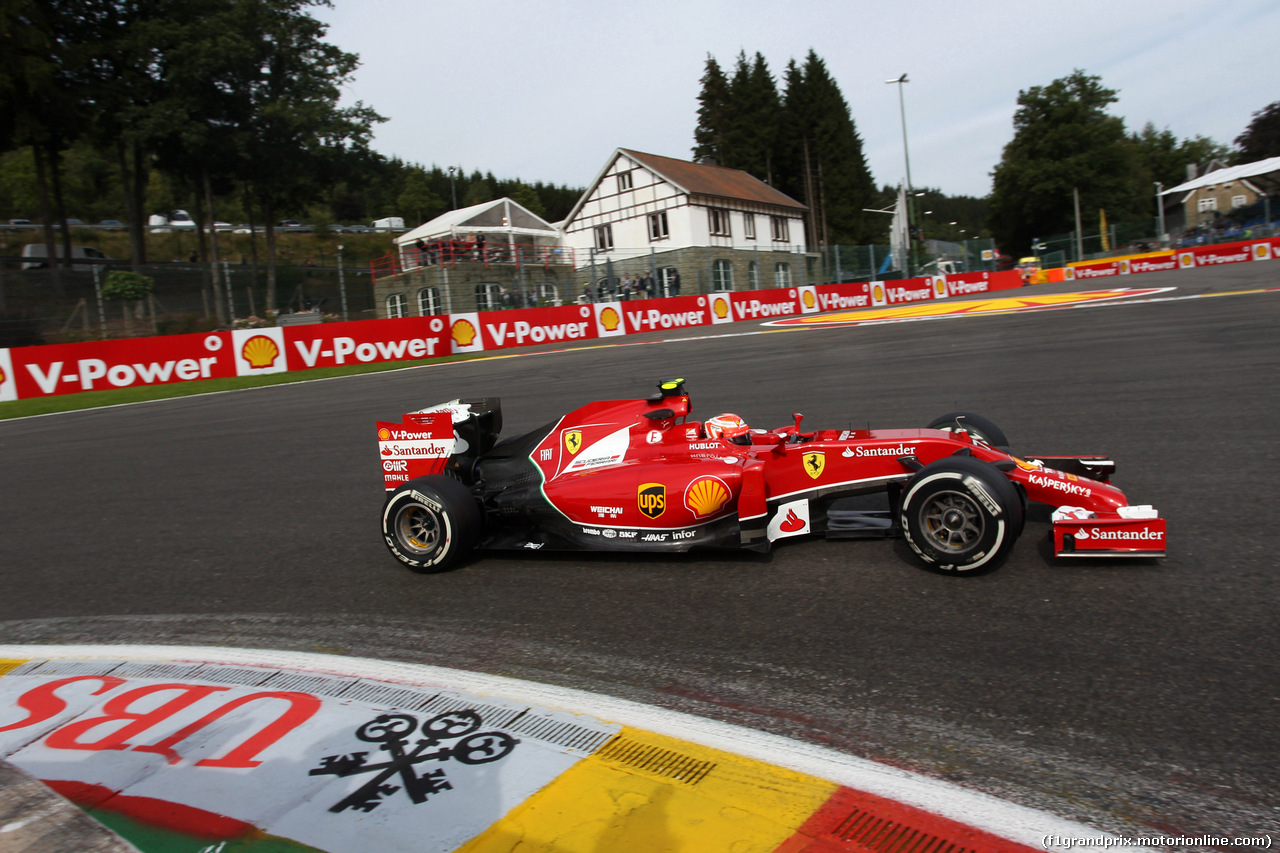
[564,430,583,455]
[803,451,825,480]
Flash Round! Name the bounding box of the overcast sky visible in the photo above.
[316,0,1279,200]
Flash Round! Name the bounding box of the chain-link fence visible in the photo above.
[2,236,1002,347]
[0,257,380,347]
[1032,199,1279,267]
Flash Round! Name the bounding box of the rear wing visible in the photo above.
[376,413,454,490]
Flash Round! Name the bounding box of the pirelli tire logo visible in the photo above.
[638,483,666,519]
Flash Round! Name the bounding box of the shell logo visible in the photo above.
[932,277,947,298]
[1254,243,1271,261]
[0,365,6,388]
[241,334,279,369]
[1120,260,1130,274]
[1178,252,1195,269]
[452,319,477,347]
[1064,267,1075,280]
[378,427,391,441]
[713,296,729,319]
[872,283,885,303]
[802,290,816,309]
[599,306,620,331]
[684,476,730,518]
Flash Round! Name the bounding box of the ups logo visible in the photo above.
[638,483,666,519]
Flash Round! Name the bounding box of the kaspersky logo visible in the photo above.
[638,483,666,519]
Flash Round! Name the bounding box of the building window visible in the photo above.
[386,293,407,319]
[748,261,761,289]
[708,208,731,237]
[744,214,756,240]
[712,259,733,291]
[475,283,502,311]
[617,170,633,192]
[648,211,669,241]
[1197,197,1217,212]
[594,224,614,250]
[1232,195,1247,209]
[774,262,791,288]
[532,283,558,306]
[771,216,790,242]
[417,287,442,316]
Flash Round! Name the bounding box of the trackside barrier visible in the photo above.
[1062,235,1280,281]
[26,244,1280,402]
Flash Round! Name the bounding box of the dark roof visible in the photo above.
[621,149,807,211]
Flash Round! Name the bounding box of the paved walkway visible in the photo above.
[0,645,1129,852]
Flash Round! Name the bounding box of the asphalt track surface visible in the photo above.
[1,263,1277,846]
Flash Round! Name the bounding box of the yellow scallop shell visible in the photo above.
[802,290,816,308]
[452,319,477,346]
[242,334,279,369]
[600,306,620,331]
[685,477,729,518]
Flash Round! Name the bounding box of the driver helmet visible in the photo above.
[705,413,751,445]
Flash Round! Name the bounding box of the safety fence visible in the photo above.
[3,234,1274,404]
[0,270,1021,402]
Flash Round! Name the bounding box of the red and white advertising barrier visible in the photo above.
[0,263,1147,404]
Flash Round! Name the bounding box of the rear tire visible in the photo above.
[927,411,1009,450]
[900,457,1022,574]
[382,476,482,573]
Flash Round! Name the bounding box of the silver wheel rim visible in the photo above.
[919,490,984,554]
[394,502,445,556]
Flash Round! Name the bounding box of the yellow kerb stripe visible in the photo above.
[455,725,837,853]
[0,660,28,678]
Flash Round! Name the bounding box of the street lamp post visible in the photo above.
[1154,182,1166,246]
[337,244,348,321]
[448,167,458,210]
[886,73,914,276]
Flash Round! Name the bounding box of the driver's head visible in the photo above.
[705,413,750,445]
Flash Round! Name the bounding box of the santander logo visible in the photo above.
[780,508,805,533]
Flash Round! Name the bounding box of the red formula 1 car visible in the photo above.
[376,379,1165,573]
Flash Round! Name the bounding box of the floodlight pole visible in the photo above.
[1155,182,1166,246]
[886,73,914,275]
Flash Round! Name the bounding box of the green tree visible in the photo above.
[692,55,731,164]
[397,167,446,225]
[1131,122,1228,189]
[777,51,878,246]
[1234,100,1280,163]
[989,70,1146,256]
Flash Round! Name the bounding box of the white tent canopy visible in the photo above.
[395,198,560,248]
[1161,155,1280,196]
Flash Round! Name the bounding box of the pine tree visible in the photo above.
[777,51,878,246]
[692,55,731,164]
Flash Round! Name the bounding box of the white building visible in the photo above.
[560,148,809,292]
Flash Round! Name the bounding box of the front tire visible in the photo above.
[927,411,1009,451]
[900,457,1022,574]
[382,476,482,573]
